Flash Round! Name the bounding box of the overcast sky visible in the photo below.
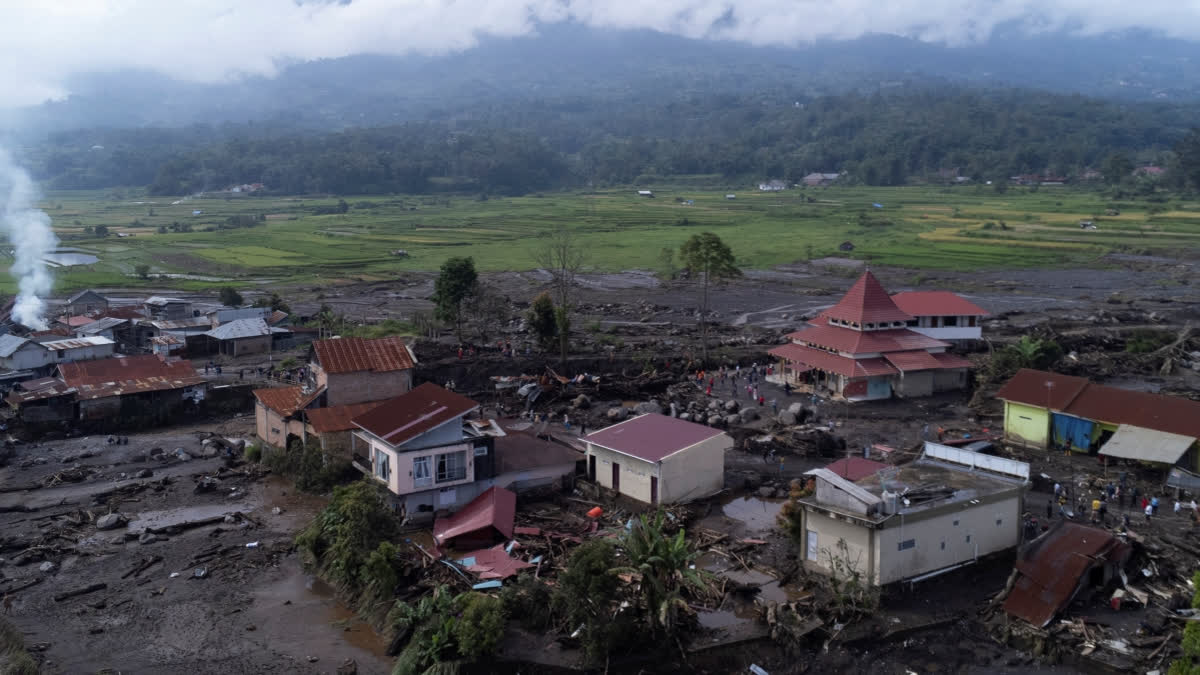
[2,0,1198,108]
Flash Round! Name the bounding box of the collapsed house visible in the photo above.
[768,270,974,401]
[584,412,731,505]
[351,383,580,520]
[793,442,1029,586]
[996,368,1200,471]
[1003,521,1132,627]
[6,355,208,426]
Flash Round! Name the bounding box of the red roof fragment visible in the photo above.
[433,486,517,547]
[458,544,534,580]
[825,457,889,482]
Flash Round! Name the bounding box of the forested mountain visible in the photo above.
[16,86,1198,195]
[7,25,1200,134]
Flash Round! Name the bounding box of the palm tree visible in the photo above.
[616,512,711,636]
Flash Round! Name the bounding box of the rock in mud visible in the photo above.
[39,561,58,574]
[149,447,164,457]
[739,407,759,423]
[724,399,739,413]
[138,533,157,545]
[606,407,627,421]
[707,415,722,426]
[635,401,662,415]
[174,448,192,461]
[787,402,804,416]
[572,394,591,409]
[134,469,153,479]
[678,413,691,421]
[724,414,741,427]
[758,486,776,498]
[95,513,127,530]
[778,411,797,426]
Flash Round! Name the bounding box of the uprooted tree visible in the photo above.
[679,232,741,365]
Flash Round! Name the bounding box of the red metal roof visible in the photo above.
[770,342,899,379]
[890,291,990,317]
[433,486,517,546]
[994,369,1090,411]
[59,355,197,387]
[929,351,973,369]
[457,544,534,580]
[585,412,726,463]
[58,315,95,327]
[305,401,384,434]
[825,457,889,482]
[1065,381,1200,440]
[787,324,948,355]
[821,270,913,325]
[312,336,414,374]
[95,306,146,320]
[883,350,944,372]
[1003,522,1129,627]
[253,385,323,417]
[352,382,478,445]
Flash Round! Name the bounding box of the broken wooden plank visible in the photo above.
[53,582,107,602]
[121,555,163,579]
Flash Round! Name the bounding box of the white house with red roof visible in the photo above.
[891,291,989,342]
[768,271,974,401]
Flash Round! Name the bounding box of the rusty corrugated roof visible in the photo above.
[253,385,323,417]
[1003,521,1129,627]
[994,369,1090,412]
[59,355,197,387]
[352,382,477,445]
[312,336,414,374]
[75,375,208,400]
[306,401,384,434]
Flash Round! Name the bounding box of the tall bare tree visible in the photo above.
[679,232,741,365]
[533,224,585,364]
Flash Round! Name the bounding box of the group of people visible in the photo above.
[456,341,530,360]
[1049,477,1199,528]
[696,362,782,407]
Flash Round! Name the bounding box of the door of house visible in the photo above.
[650,476,658,505]
[612,462,620,492]
[588,455,596,482]
[806,530,819,561]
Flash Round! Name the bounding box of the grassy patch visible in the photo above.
[0,617,38,675]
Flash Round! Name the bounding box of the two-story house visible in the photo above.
[309,336,416,406]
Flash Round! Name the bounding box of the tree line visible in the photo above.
[19,85,1200,193]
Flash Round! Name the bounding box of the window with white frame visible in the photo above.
[375,450,390,481]
[413,455,432,487]
[436,450,467,483]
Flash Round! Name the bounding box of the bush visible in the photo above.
[243,443,261,462]
[389,588,507,675]
[0,617,38,675]
[296,481,399,595]
[499,575,554,630]
[264,440,354,493]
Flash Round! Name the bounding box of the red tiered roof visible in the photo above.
[787,324,948,355]
[821,270,912,326]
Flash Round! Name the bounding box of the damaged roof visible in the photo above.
[312,336,415,374]
[59,355,197,387]
[253,385,324,417]
[306,401,384,434]
[39,336,115,351]
[494,420,583,474]
[433,486,517,546]
[353,382,478,445]
[1003,521,1130,628]
[586,412,727,463]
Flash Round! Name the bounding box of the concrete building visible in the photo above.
[769,270,973,401]
[208,307,271,327]
[996,368,1200,470]
[304,401,385,453]
[64,290,109,317]
[253,386,322,450]
[143,296,193,321]
[584,413,731,505]
[890,291,989,342]
[203,318,272,356]
[793,443,1029,586]
[309,336,416,407]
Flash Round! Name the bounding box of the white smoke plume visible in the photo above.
[0,148,57,330]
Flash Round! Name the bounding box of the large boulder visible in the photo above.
[95,513,127,530]
[678,413,692,422]
[606,407,627,421]
[739,407,759,423]
[573,395,592,410]
[724,414,741,427]
[634,401,662,415]
[724,399,739,413]
[707,415,723,427]
[786,402,804,416]
[707,401,720,412]
[778,411,798,426]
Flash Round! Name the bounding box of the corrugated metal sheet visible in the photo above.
[205,318,270,340]
[76,375,208,400]
[40,336,115,351]
[586,412,727,463]
[253,385,323,417]
[1099,425,1194,464]
[930,351,972,369]
[312,336,415,374]
[144,317,211,330]
[76,317,128,335]
[494,422,582,473]
[1003,522,1128,627]
[994,369,1090,411]
[824,457,889,482]
[59,355,197,387]
[0,334,30,357]
[306,401,384,433]
[433,486,517,545]
[353,382,477,444]
[821,271,913,325]
[890,291,990,317]
[884,350,944,372]
[924,442,1030,480]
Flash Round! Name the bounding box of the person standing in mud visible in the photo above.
[2,592,11,614]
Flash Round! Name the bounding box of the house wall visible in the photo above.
[586,443,658,503]
[57,343,116,363]
[874,493,1022,585]
[363,437,475,497]
[79,397,121,421]
[658,434,729,503]
[317,367,413,406]
[932,369,966,392]
[397,418,468,450]
[895,370,934,398]
[228,334,272,357]
[1,344,54,371]
[255,402,305,449]
[67,297,108,315]
[798,509,876,584]
[1004,401,1050,448]
[908,325,982,341]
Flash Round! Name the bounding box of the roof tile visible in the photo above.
[786,324,948,354]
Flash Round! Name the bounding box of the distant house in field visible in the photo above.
[64,290,109,317]
[637,190,654,198]
[1080,169,1103,182]
[758,179,788,191]
[143,296,193,321]
[802,172,841,187]
[725,194,737,200]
